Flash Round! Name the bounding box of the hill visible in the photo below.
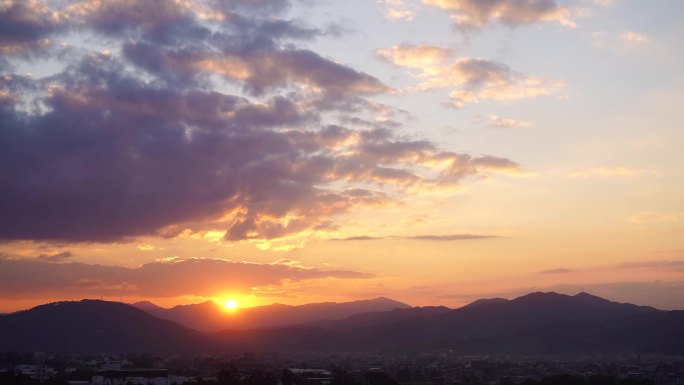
[0,300,212,353]
[132,297,411,332]
[2,293,682,355]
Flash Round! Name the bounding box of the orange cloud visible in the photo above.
[0,257,374,300]
[422,0,585,29]
[377,44,453,68]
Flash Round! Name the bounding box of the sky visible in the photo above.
[0,0,683,313]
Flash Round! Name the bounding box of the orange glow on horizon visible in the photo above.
[224,299,238,310]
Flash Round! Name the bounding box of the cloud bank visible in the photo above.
[0,256,372,299]
[0,0,521,244]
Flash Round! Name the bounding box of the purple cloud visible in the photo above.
[0,256,372,299]
[0,0,521,244]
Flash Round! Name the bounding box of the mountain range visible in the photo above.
[1,292,682,355]
[131,297,411,332]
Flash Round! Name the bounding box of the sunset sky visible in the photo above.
[1,0,683,313]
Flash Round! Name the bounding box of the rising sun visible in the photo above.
[224,299,238,310]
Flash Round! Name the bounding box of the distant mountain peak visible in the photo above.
[132,300,167,311]
[367,297,411,307]
[464,297,509,308]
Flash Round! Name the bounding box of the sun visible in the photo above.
[224,299,238,310]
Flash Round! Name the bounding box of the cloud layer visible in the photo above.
[0,256,372,299]
[0,0,521,244]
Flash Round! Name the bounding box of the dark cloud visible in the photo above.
[0,0,520,244]
[0,257,372,299]
[0,0,64,57]
[121,41,388,96]
[541,267,574,274]
[72,0,210,45]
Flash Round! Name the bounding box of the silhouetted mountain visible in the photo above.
[213,292,679,354]
[307,306,452,331]
[339,292,669,353]
[0,300,212,353]
[132,297,411,332]
[464,298,509,307]
[131,300,167,313]
[2,293,682,355]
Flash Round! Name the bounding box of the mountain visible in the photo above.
[307,306,452,331]
[0,300,213,353]
[132,297,411,332]
[463,297,509,308]
[336,292,669,352]
[131,300,167,313]
[2,293,683,355]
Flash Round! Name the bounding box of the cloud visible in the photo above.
[628,212,684,223]
[569,167,652,177]
[541,267,574,274]
[621,31,650,44]
[588,0,616,7]
[0,0,521,246]
[332,233,501,241]
[186,47,389,96]
[0,59,517,243]
[0,0,65,57]
[617,260,684,271]
[36,251,73,262]
[377,44,453,68]
[408,234,500,240]
[592,30,652,51]
[377,0,417,21]
[0,257,373,299]
[422,0,586,30]
[381,54,564,108]
[476,114,531,128]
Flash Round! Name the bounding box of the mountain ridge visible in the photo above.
[131,296,411,332]
[1,292,682,355]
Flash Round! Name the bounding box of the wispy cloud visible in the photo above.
[476,114,532,128]
[332,233,501,241]
[592,30,652,51]
[617,260,684,271]
[377,0,417,21]
[381,51,564,108]
[569,167,652,177]
[541,267,574,274]
[377,44,453,67]
[621,31,650,44]
[422,0,589,30]
[628,212,684,223]
[36,251,73,263]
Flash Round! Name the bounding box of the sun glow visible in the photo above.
[224,299,238,310]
